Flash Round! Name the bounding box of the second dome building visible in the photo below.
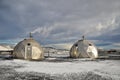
[70,37,98,59]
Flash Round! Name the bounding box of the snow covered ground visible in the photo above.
[0,49,120,80]
[0,58,120,80]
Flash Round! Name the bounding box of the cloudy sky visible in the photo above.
[0,0,120,49]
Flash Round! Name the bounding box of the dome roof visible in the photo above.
[70,39,98,59]
[13,38,44,60]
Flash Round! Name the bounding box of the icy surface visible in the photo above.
[0,58,120,79]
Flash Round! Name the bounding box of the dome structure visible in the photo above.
[70,37,98,59]
[13,38,44,60]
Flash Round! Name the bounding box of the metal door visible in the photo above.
[25,44,32,59]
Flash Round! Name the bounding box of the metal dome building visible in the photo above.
[70,36,98,59]
[13,34,44,60]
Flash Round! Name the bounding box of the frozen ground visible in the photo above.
[0,58,120,80]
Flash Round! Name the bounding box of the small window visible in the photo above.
[89,44,92,46]
[75,44,78,47]
[27,43,31,46]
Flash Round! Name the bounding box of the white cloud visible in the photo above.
[31,26,54,38]
[112,43,120,47]
[82,16,120,37]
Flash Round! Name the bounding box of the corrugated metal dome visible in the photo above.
[70,38,98,59]
[13,38,44,60]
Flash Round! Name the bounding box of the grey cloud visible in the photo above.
[0,0,120,49]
